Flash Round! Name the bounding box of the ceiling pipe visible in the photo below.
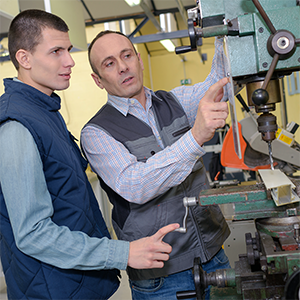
[139,0,162,32]
[174,0,188,25]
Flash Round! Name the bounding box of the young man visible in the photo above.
[81,30,231,299]
[0,10,179,300]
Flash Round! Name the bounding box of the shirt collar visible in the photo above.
[107,87,163,116]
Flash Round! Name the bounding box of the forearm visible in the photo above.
[81,127,205,204]
[17,218,129,271]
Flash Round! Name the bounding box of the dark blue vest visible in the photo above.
[0,78,120,299]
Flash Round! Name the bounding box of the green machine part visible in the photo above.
[198,183,300,220]
[197,0,300,78]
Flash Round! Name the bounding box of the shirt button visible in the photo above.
[131,100,134,104]
[195,155,199,160]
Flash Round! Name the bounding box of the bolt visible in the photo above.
[259,27,264,33]
[298,58,300,63]
[263,62,268,68]
[292,265,298,272]
[261,265,268,272]
[277,37,289,49]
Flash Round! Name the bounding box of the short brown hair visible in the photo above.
[88,30,138,77]
[8,9,69,70]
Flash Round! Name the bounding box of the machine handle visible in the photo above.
[175,45,193,54]
[176,290,197,299]
[175,197,198,233]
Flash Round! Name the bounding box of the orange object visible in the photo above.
[214,171,221,181]
[221,122,272,171]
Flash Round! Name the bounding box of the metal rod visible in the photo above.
[280,78,288,128]
[268,141,275,170]
[80,0,95,22]
[262,53,279,90]
[252,0,276,34]
[174,0,188,23]
[127,17,149,39]
[139,0,162,32]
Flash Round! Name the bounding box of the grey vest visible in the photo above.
[85,90,230,280]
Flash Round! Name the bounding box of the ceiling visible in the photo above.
[0,0,197,59]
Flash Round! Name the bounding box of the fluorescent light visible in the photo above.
[160,39,176,52]
[124,0,141,6]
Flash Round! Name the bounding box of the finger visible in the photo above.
[214,87,225,103]
[204,77,229,103]
[150,261,164,269]
[153,252,170,262]
[212,102,229,114]
[153,223,179,241]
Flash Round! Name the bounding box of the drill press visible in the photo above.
[175,0,300,169]
[174,1,300,299]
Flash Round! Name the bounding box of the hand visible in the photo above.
[127,223,180,269]
[191,77,229,146]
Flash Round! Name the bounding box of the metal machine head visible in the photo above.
[176,0,300,145]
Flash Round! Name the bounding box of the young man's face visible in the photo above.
[21,28,75,96]
[90,33,145,102]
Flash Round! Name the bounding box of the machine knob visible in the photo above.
[175,45,193,54]
[251,88,269,106]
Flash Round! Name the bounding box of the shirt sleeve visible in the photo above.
[0,121,129,271]
[171,37,229,126]
[81,125,205,205]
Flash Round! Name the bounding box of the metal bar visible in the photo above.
[119,20,123,34]
[174,0,188,23]
[85,5,195,26]
[261,53,279,90]
[131,19,150,55]
[252,0,276,34]
[127,17,149,39]
[150,0,157,12]
[139,0,162,32]
[80,0,94,22]
[280,77,288,128]
[130,29,188,44]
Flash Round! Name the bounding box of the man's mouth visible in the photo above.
[60,73,71,79]
[122,77,133,84]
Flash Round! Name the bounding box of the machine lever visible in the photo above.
[252,0,276,34]
[176,290,197,299]
[175,197,198,233]
[175,45,193,55]
[261,53,279,91]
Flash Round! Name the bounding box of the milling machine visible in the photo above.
[174,0,300,299]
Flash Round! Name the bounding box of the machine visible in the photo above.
[174,0,300,299]
[176,0,300,167]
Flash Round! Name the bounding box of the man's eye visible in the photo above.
[106,62,113,67]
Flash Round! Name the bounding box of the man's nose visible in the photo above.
[118,60,129,73]
[65,52,75,68]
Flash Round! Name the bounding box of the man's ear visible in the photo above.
[15,49,31,70]
[91,73,104,89]
[138,53,144,71]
